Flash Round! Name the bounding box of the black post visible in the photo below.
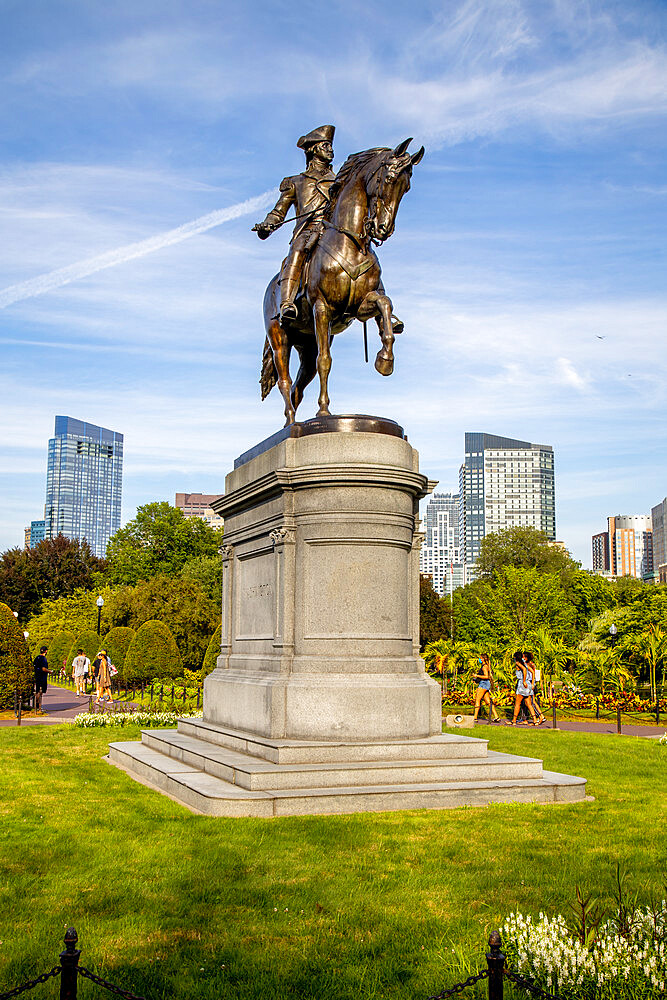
[552,703,558,730]
[17,688,22,727]
[151,683,154,701]
[160,684,163,702]
[196,687,200,710]
[97,606,102,635]
[616,705,622,734]
[60,927,81,1000]
[656,697,660,727]
[183,685,186,703]
[171,684,174,703]
[596,697,599,720]
[486,930,504,1000]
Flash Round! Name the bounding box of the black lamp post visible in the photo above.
[96,595,104,634]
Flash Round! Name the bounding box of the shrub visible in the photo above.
[124,621,182,685]
[201,624,221,675]
[66,630,101,674]
[102,627,135,679]
[47,631,75,676]
[0,601,33,709]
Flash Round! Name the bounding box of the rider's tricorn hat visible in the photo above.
[297,124,335,149]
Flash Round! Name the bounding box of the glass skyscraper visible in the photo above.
[459,432,556,574]
[44,416,123,558]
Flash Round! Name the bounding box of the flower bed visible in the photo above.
[502,904,666,998]
[73,711,203,728]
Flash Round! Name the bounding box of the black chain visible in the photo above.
[426,969,489,999]
[77,967,145,1000]
[504,968,559,1000]
[0,967,60,1000]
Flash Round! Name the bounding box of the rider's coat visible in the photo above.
[263,168,336,243]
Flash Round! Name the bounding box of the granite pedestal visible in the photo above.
[109,417,587,816]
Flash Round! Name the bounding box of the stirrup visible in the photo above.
[280,302,298,325]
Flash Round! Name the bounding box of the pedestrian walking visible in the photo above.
[33,646,50,712]
[472,654,501,722]
[94,650,113,705]
[510,650,540,726]
[524,651,546,724]
[71,649,90,696]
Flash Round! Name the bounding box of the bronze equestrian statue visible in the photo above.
[254,126,424,425]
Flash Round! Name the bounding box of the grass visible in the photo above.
[0,724,665,1000]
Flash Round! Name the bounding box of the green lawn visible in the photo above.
[0,725,665,1000]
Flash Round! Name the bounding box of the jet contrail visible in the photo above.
[0,188,278,309]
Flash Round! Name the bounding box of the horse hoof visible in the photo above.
[317,407,331,418]
[375,352,394,376]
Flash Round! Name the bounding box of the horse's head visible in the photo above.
[366,138,424,244]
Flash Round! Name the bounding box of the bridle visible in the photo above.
[325,153,410,255]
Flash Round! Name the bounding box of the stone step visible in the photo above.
[177,717,490,763]
[141,728,543,790]
[107,741,586,818]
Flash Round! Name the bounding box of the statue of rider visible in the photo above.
[253,125,335,325]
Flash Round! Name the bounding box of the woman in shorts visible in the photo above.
[472,654,500,723]
[510,650,539,726]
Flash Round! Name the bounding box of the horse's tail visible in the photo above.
[260,336,277,399]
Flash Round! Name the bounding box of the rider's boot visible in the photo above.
[279,262,302,326]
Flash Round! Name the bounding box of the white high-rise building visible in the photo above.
[419,492,464,596]
[459,432,556,574]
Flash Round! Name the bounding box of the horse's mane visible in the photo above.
[325,147,390,219]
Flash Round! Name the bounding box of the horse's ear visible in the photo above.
[410,145,425,165]
[393,137,413,157]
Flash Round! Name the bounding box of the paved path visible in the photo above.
[0,683,92,726]
[471,717,665,739]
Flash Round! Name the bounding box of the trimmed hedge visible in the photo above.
[102,627,135,679]
[0,601,33,710]
[201,624,221,675]
[124,620,182,684]
[47,631,75,675]
[66,630,101,673]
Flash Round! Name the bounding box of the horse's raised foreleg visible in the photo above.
[359,290,395,376]
[312,297,333,416]
[267,317,296,425]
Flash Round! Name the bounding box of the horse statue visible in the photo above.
[259,138,424,425]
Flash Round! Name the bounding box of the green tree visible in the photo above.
[476,526,579,580]
[108,575,218,672]
[124,620,183,684]
[419,575,452,649]
[629,625,667,702]
[105,502,223,585]
[457,566,576,648]
[564,571,617,637]
[25,586,117,649]
[0,602,33,709]
[102,627,136,681]
[181,554,222,604]
[202,624,221,675]
[47,631,76,678]
[0,536,105,622]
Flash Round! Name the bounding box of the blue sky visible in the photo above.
[1,0,666,566]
